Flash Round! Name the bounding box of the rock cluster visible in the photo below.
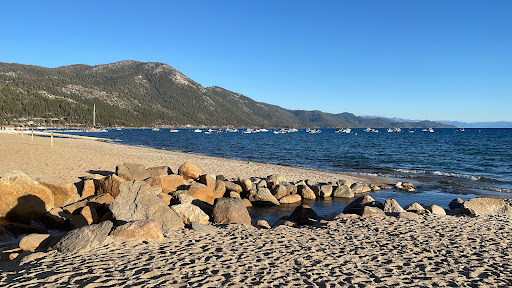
[1,161,511,261]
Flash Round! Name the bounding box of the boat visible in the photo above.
[409,129,415,133]
[306,128,321,134]
[84,104,108,132]
[273,129,287,134]
[387,128,394,133]
[152,128,161,131]
[335,128,351,133]
[170,129,179,133]
[193,129,203,133]
[288,128,299,133]
[459,128,465,132]
[394,127,402,132]
[429,128,434,133]
[205,129,214,134]
[364,128,379,133]
[243,129,254,134]
[226,128,239,133]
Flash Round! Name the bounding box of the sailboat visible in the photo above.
[85,104,108,132]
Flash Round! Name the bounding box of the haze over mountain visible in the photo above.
[0,61,453,128]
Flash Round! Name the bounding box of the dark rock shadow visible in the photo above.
[85,170,114,177]
[5,195,47,221]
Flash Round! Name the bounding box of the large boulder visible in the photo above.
[110,181,184,233]
[297,183,316,200]
[187,183,216,205]
[238,178,253,192]
[462,197,512,216]
[145,175,184,194]
[212,198,251,225]
[171,203,210,224]
[0,171,55,219]
[19,233,50,251]
[449,198,465,210]
[267,174,285,190]
[383,199,406,213]
[116,163,151,181]
[97,174,126,198]
[146,166,172,178]
[53,221,113,254]
[362,206,385,217]
[343,195,383,215]
[405,203,425,213]
[214,181,227,198]
[224,181,243,193]
[178,162,202,180]
[332,185,354,198]
[287,205,321,225]
[273,184,292,200]
[312,184,333,198]
[426,204,446,216]
[79,179,96,199]
[198,174,217,189]
[350,182,371,194]
[279,194,302,204]
[39,181,80,208]
[249,188,280,206]
[110,220,164,240]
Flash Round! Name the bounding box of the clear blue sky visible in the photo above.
[2,0,511,122]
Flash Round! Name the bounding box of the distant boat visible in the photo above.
[429,128,434,133]
[409,129,415,133]
[243,129,254,134]
[335,128,351,133]
[460,128,465,132]
[152,128,161,131]
[387,128,394,133]
[193,129,202,133]
[364,128,379,133]
[84,104,108,132]
[205,129,214,134]
[306,128,321,134]
[226,128,239,132]
[170,129,179,133]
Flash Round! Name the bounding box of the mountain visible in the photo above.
[439,121,512,128]
[0,60,454,128]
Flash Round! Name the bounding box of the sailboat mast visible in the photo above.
[93,104,96,128]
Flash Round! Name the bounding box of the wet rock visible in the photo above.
[449,198,464,210]
[287,205,322,225]
[332,185,354,198]
[343,195,384,215]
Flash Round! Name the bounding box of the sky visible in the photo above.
[1,0,511,122]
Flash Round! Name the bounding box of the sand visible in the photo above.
[2,132,512,287]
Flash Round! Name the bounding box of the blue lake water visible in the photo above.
[71,128,512,223]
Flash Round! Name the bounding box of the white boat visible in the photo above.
[193,129,203,133]
[394,127,402,132]
[243,129,254,134]
[335,128,351,133]
[170,129,179,133]
[409,129,415,133]
[364,128,379,133]
[152,128,161,131]
[274,129,287,134]
[459,128,465,132]
[84,104,108,132]
[288,128,299,133]
[306,128,321,134]
[387,128,394,133]
[226,128,239,132]
[205,129,214,134]
[429,128,434,133]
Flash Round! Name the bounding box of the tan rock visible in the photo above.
[267,174,285,190]
[230,192,241,198]
[297,184,316,200]
[145,175,185,194]
[224,181,243,193]
[97,174,126,198]
[255,220,271,229]
[426,204,446,216]
[212,198,251,225]
[116,163,151,181]
[214,181,227,198]
[70,206,98,229]
[80,179,96,199]
[238,178,253,192]
[39,180,80,208]
[19,233,50,251]
[362,206,385,217]
[171,203,210,224]
[0,171,55,219]
[110,220,164,240]
[157,193,173,206]
[146,166,172,178]
[243,198,252,207]
[198,174,217,189]
[279,194,302,204]
[462,197,512,216]
[405,203,425,213]
[178,161,201,180]
[187,183,216,205]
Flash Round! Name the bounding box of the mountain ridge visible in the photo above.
[0,60,454,128]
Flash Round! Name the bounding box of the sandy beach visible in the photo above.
[1,132,512,287]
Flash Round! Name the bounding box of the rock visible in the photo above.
[110,181,184,233]
[297,184,316,200]
[97,174,126,198]
[312,184,333,198]
[53,221,113,254]
[305,179,317,187]
[343,195,384,215]
[362,206,385,217]
[462,197,512,216]
[337,179,351,187]
[0,226,16,243]
[39,180,80,208]
[238,178,253,192]
[80,179,96,199]
[395,182,403,189]
[229,192,241,198]
[178,161,201,180]
[397,211,421,220]
[146,166,172,178]
[402,182,414,189]
[273,184,292,200]
[212,198,251,225]
[19,233,50,251]
[214,181,227,198]
[198,174,217,189]
[171,203,210,224]
[145,175,184,194]
[186,221,217,234]
[279,194,302,204]
[157,193,173,206]
[426,204,446,216]
[379,185,393,190]
[70,206,98,229]
[449,198,465,210]
[255,220,271,229]
[243,198,252,207]
[116,163,152,181]
[332,185,354,198]
[405,203,425,213]
[43,208,72,230]
[249,188,280,206]
[110,220,164,240]
[0,171,55,220]
[187,183,216,205]
[287,205,321,225]
[272,220,298,228]
[256,180,267,188]
[169,191,195,205]
[350,182,371,194]
[224,181,243,193]
[369,184,381,192]
[383,199,406,214]
[61,194,113,215]
[267,174,285,190]
[0,223,47,238]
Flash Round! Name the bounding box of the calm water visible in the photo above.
[73,128,512,224]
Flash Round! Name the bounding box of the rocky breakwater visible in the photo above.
[1,161,512,265]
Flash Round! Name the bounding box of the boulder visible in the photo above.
[42,208,72,230]
[70,206,98,229]
[212,198,251,225]
[362,206,386,217]
[462,197,512,216]
[171,203,210,224]
[383,199,406,213]
[449,198,464,210]
[238,178,253,192]
[214,181,227,198]
[287,205,321,225]
[243,198,252,207]
[279,194,302,204]
[157,193,173,206]
[229,192,241,198]
[178,161,201,180]
[19,233,50,251]
[0,226,16,243]
[256,180,267,188]
[80,179,96,199]
[426,204,446,216]
[249,188,280,206]
[169,191,195,205]
[405,203,425,213]
[110,181,184,233]
[61,194,113,215]
[116,163,151,181]
[145,175,184,194]
[350,182,371,194]
[146,166,172,178]
[186,221,217,234]
[255,220,271,229]
[224,181,243,193]
[0,171,55,220]
[267,174,285,190]
[110,220,164,240]
[39,180,80,208]
[273,184,292,200]
[53,221,113,254]
[369,184,381,192]
[297,184,316,200]
[198,174,217,189]
[312,184,333,198]
[337,179,351,187]
[343,195,384,215]
[97,174,126,198]
[187,183,216,205]
[332,185,354,198]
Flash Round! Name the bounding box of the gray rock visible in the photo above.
[426,204,446,216]
[297,184,316,200]
[186,221,217,234]
[449,198,464,210]
[249,188,280,206]
[110,181,184,233]
[332,185,354,198]
[462,197,512,216]
[312,184,333,198]
[272,184,292,200]
[171,203,210,224]
[362,206,385,217]
[405,203,425,213]
[383,199,406,213]
[224,181,243,193]
[116,163,152,181]
[212,198,251,224]
[350,182,371,194]
[53,221,113,254]
[343,195,384,215]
